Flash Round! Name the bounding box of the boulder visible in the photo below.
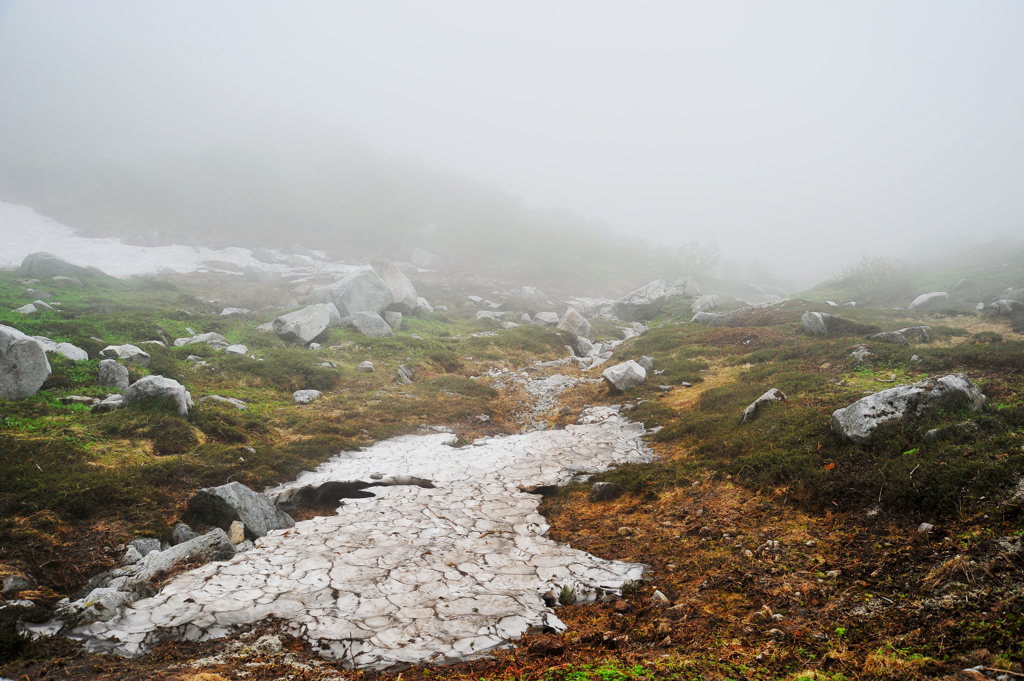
[850,345,875,363]
[243,264,281,283]
[52,275,84,288]
[124,375,193,416]
[19,251,90,278]
[531,311,560,327]
[612,280,668,321]
[33,300,54,312]
[589,482,622,502]
[410,247,443,270]
[740,388,787,424]
[690,311,729,326]
[126,538,162,557]
[601,360,647,392]
[309,268,393,317]
[987,300,1022,316]
[20,289,49,299]
[251,247,280,264]
[831,374,986,445]
[867,331,909,346]
[575,337,597,357]
[0,324,52,399]
[395,261,419,277]
[220,307,250,316]
[91,394,124,413]
[1000,287,1024,303]
[32,336,88,361]
[667,276,701,299]
[225,344,248,355]
[357,360,375,373]
[199,395,248,410]
[556,307,598,342]
[188,481,295,540]
[897,326,932,342]
[293,389,322,404]
[98,359,130,392]
[172,523,199,545]
[99,344,151,367]
[691,294,721,314]
[371,259,419,313]
[350,311,395,338]
[398,364,415,384]
[14,303,37,315]
[384,311,403,330]
[173,332,229,349]
[638,356,654,372]
[272,303,341,344]
[414,297,433,314]
[909,292,949,310]
[801,311,828,336]
[2,573,35,597]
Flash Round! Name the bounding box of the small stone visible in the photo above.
[126,538,162,557]
[228,520,246,545]
[617,527,632,536]
[398,364,415,384]
[589,482,622,502]
[122,546,144,565]
[651,590,669,605]
[357,360,375,372]
[2,574,35,597]
[172,522,199,545]
[918,522,934,533]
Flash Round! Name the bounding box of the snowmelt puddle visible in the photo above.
[70,407,654,669]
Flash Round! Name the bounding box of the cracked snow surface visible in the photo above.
[70,407,654,669]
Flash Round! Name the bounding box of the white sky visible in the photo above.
[1,1,1022,277]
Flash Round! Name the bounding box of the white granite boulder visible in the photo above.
[831,374,986,445]
[690,311,729,326]
[556,307,597,342]
[99,344,151,367]
[410,247,443,270]
[272,303,341,344]
[384,311,403,330]
[531,311,560,327]
[124,375,193,416]
[13,303,37,315]
[293,389,322,404]
[19,251,91,278]
[371,259,419,313]
[909,292,949,310]
[173,332,229,349]
[188,481,295,540]
[612,280,668,321]
[98,359,130,392]
[309,268,393,317]
[32,336,88,361]
[601,360,647,392]
[740,388,787,424]
[351,311,395,338]
[667,276,701,299]
[0,324,52,399]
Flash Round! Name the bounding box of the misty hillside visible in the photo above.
[0,145,673,292]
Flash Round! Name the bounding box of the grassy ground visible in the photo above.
[2,272,1024,679]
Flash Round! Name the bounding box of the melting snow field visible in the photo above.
[70,407,654,669]
[0,201,350,279]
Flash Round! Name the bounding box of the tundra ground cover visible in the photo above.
[1,268,1023,680]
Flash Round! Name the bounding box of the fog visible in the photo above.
[1,1,1023,288]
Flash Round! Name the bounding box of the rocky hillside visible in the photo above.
[1,248,1023,681]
